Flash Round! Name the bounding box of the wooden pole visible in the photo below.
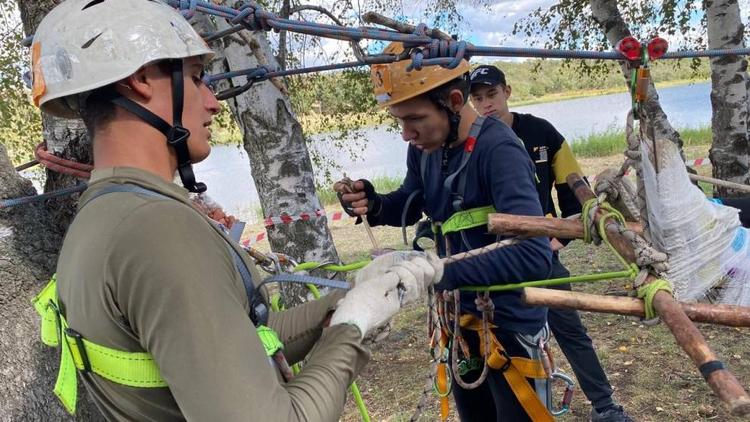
[488,213,642,240]
[565,173,750,416]
[689,173,750,194]
[521,287,750,328]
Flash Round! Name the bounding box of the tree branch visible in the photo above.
[361,11,452,40]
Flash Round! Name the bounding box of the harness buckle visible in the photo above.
[498,348,512,372]
[64,328,92,373]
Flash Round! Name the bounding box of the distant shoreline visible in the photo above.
[510,78,709,107]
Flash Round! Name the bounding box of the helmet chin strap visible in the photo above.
[437,102,461,175]
[107,59,207,193]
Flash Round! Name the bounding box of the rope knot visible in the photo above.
[474,292,494,317]
[405,34,468,71]
[232,3,273,32]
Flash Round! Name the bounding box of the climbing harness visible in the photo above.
[402,116,564,421]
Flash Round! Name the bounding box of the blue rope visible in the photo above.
[0,183,87,209]
[168,0,750,64]
[179,0,198,19]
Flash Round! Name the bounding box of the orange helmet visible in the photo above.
[370,42,470,107]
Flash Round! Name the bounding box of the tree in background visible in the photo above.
[705,0,749,195]
[515,0,750,195]
[1,0,99,418]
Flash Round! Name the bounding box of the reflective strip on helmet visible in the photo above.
[31,42,46,107]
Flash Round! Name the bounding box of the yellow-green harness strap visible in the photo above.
[33,276,287,414]
[32,277,166,414]
[437,205,496,236]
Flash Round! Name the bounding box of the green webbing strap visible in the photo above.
[438,205,496,236]
[34,275,60,347]
[32,277,166,414]
[637,279,673,320]
[256,325,284,356]
[33,276,285,414]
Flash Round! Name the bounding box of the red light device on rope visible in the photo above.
[647,37,669,60]
[616,36,642,61]
[616,36,669,119]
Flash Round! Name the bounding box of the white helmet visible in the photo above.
[32,0,216,193]
[32,0,214,118]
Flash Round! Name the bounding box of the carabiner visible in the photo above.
[550,371,576,417]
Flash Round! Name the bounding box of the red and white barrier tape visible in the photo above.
[242,209,352,246]
[245,157,714,246]
[686,157,710,167]
[263,210,347,227]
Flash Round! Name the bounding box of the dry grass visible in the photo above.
[242,145,750,422]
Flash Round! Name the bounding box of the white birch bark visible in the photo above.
[705,0,750,195]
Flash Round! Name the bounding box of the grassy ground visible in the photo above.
[571,126,711,158]
[241,143,750,421]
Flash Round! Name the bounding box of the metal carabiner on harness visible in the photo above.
[550,371,576,417]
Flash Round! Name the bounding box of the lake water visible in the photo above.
[194,81,712,218]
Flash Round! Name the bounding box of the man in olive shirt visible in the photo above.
[33,1,441,420]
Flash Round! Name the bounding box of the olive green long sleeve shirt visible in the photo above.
[55,167,369,421]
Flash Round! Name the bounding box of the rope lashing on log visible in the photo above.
[567,172,750,416]
[637,279,673,320]
[581,196,668,280]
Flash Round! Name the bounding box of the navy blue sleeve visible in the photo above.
[440,139,552,288]
[366,146,424,227]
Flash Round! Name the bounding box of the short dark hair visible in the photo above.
[79,61,175,135]
[79,86,117,135]
[426,74,470,108]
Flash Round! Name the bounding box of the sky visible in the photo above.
[292,0,559,65]
[293,0,750,66]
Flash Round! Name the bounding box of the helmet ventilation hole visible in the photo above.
[82,0,106,10]
[81,33,103,49]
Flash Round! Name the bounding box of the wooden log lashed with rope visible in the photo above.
[488,213,643,241]
[521,287,750,328]
[564,172,750,416]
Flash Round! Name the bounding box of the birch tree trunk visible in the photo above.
[193,13,341,305]
[589,0,686,155]
[0,1,100,419]
[705,0,750,196]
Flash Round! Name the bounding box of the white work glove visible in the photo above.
[330,271,402,339]
[354,251,444,288]
[331,251,445,339]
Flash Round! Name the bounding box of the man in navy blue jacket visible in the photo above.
[469,64,633,422]
[338,42,553,421]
